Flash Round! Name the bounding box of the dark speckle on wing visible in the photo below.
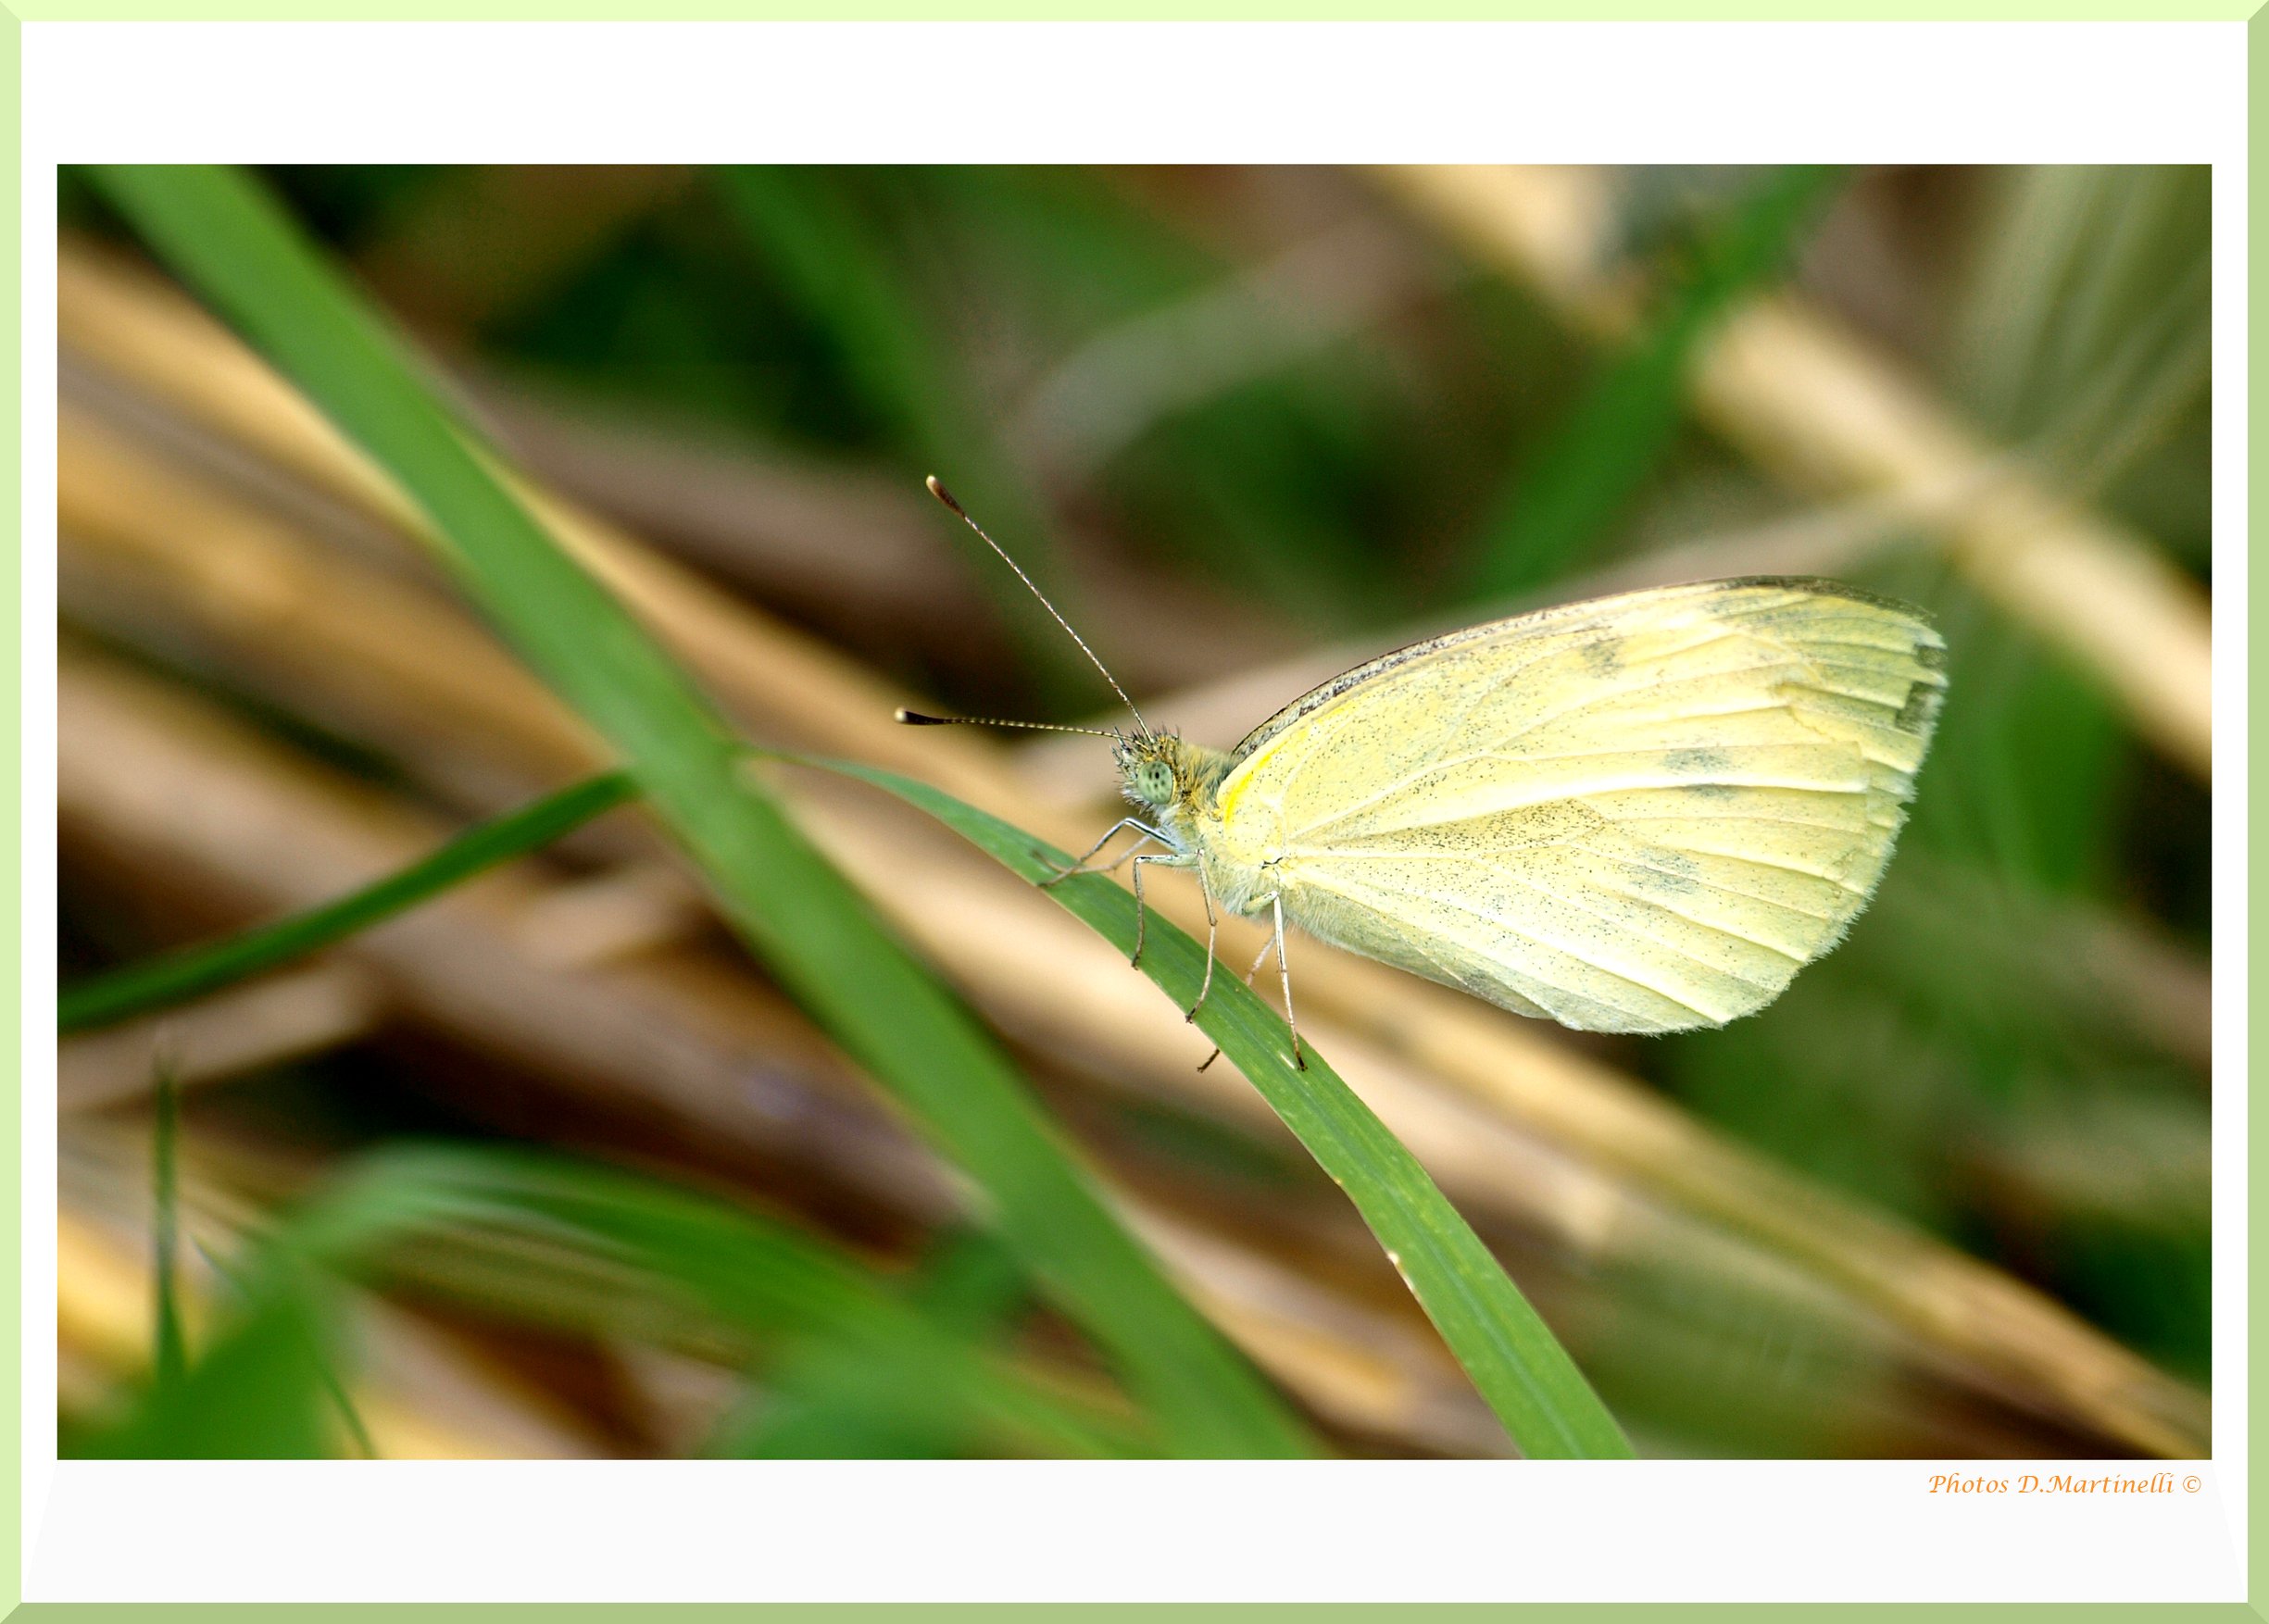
[1635,861,1699,895]
[1665,746,1732,776]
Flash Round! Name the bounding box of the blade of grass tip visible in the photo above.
[151,1056,187,1394]
[88,165,1313,1460]
[59,770,637,1034]
[1464,165,1845,603]
[800,752,1634,1459]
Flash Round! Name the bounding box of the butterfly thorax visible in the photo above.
[1114,732,1285,918]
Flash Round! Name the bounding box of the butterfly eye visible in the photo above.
[1133,761,1173,804]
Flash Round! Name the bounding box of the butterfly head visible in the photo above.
[1114,732,1176,810]
[1114,731,1225,818]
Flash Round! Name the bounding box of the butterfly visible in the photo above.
[903,480,1945,1068]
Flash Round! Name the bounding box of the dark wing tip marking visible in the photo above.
[1893,682,1942,734]
[1702,575,1940,625]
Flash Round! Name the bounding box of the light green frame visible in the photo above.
[6,8,2255,1619]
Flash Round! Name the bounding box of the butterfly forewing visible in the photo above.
[1210,580,1946,1033]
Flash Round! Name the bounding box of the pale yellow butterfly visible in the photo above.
[903,479,1945,1067]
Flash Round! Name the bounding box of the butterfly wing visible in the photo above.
[1211,579,1946,1033]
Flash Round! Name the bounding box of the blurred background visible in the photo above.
[56,164,2212,1459]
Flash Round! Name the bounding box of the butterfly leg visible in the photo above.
[1193,925,1283,1072]
[1271,893,1305,1070]
[1038,818,1169,888]
[1127,852,1170,968]
[1184,870,1220,1022]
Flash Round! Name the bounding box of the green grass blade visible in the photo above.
[193,1236,380,1459]
[804,754,1635,1459]
[60,770,637,1034]
[282,1145,1153,1459]
[1465,166,1844,601]
[81,1263,337,1459]
[88,163,1314,1459]
[715,1229,1030,1458]
[150,1060,188,1393]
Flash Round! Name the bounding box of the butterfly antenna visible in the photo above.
[925,476,1151,737]
[895,708,1119,738]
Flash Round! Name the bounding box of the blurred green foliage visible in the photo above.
[1464,164,1846,600]
[84,1143,1160,1460]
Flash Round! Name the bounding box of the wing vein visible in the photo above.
[1563,843,1844,924]
[1650,843,1874,892]
[1307,864,1733,1015]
